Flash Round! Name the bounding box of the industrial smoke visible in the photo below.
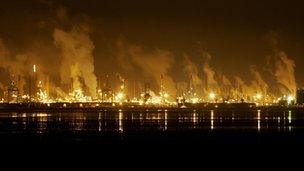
[53,26,97,98]
[202,52,219,92]
[274,50,297,95]
[183,54,203,87]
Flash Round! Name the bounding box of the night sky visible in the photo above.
[0,0,304,94]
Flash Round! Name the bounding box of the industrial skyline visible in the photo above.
[2,0,304,148]
[0,0,303,105]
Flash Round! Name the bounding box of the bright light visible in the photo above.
[164,93,169,98]
[117,93,124,99]
[287,95,294,101]
[115,92,125,102]
[287,95,294,105]
[256,93,262,100]
[70,89,91,102]
[37,90,50,103]
[191,97,199,104]
[33,64,37,73]
[209,92,216,100]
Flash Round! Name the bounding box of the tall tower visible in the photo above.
[160,74,164,94]
[31,64,38,100]
[189,75,194,95]
[17,75,23,96]
[45,75,50,97]
[101,74,114,103]
[144,83,151,103]
[7,75,19,103]
[97,76,101,91]
[160,74,168,103]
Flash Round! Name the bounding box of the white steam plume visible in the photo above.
[265,32,297,96]
[115,40,177,96]
[250,65,268,95]
[53,26,97,97]
[202,52,218,92]
[183,54,203,86]
[274,50,297,95]
[130,47,176,96]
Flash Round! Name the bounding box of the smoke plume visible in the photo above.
[220,74,232,99]
[250,65,268,95]
[183,54,203,86]
[274,50,297,95]
[0,39,35,95]
[222,75,232,86]
[266,32,297,95]
[202,52,218,92]
[0,39,29,75]
[53,25,97,97]
[130,47,176,95]
[115,40,177,96]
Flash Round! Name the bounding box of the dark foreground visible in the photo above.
[1,108,304,147]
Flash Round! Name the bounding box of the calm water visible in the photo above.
[1,109,304,145]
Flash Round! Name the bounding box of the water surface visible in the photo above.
[1,109,304,145]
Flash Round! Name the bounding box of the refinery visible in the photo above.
[0,2,301,112]
[0,63,303,112]
[2,0,304,148]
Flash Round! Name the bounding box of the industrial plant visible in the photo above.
[0,63,302,112]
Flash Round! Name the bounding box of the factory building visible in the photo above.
[5,79,19,103]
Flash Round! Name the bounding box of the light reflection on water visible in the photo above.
[289,110,292,131]
[118,111,123,133]
[164,111,168,131]
[0,109,301,134]
[257,110,261,132]
[211,110,214,130]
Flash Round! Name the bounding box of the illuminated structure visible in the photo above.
[6,76,19,103]
[0,65,301,107]
[115,77,126,103]
[98,75,114,103]
[27,64,38,101]
[209,92,216,102]
[143,83,151,104]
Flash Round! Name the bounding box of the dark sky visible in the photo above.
[0,0,304,89]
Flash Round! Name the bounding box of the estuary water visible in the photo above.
[0,109,304,145]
